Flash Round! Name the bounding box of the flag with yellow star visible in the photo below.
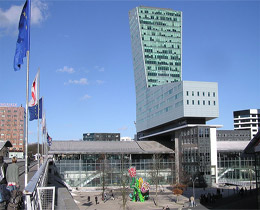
[29,98,42,121]
[14,0,30,71]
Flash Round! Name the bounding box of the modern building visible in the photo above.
[244,131,260,208]
[50,140,174,187]
[234,109,260,139]
[0,104,25,158]
[83,133,120,141]
[129,6,220,186]
[216,130,255,185]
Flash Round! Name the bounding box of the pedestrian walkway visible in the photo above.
[19,163,39,190]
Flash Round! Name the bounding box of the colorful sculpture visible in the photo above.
[128,167,150,202]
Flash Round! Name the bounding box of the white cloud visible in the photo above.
[118,126,128,131]
[81,94,91,101]
[65,78,88,85]
[0,0,48,35]
[96,80,105,85]
[95,66,105,72]
[57,66,75,74]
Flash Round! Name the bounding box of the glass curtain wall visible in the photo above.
[54,154,175,187]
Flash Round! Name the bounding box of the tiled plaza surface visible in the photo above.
[70,185,257,210]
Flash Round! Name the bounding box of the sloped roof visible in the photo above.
[217,141,250,152]
[49,140,173,154]
[244,131,260,154]
[0,140,12,151]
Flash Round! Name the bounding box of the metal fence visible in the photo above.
[24,158,54,210]
[37,187,55,210]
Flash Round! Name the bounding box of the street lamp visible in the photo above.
[190,177,198,199]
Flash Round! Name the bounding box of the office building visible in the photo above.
[129,6,220,186]
[0,104,25,158]
[83,133,120,141]
[233,109,260,139]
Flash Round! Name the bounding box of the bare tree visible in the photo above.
[150,153,163,206]
[120,154,128,210]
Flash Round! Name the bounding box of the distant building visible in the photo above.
[83,133,120,141]
[0,104,25,158]
[233,109,260,139]
[120,137,133,141]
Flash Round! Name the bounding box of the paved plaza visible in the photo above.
[70,185,258,210]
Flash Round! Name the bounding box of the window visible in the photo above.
[186,91,189,96]
[213,92,216,97]
[198,100,200,105]
[208,92,210,97]
[208,101,210,105]
[213,101,216,105]
[192,91,194,96]
[192,100,194,105]
[197,92,199,96]
[203,100,205,105]
[187,100,189,105]
[203,92,205,96]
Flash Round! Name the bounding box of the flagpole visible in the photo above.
[25,50,29,186]
[37,68,40,170]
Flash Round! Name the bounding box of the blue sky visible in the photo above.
[0,0,259,142]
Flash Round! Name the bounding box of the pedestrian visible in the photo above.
[6,157,19,191]
[0,156,8,185]
[111,190,115,200]
[95,196,98,204]
[165,205,170,210]
[190,196,195,207]
[88,196,90,202]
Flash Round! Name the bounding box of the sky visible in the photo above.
[0,0,259,142]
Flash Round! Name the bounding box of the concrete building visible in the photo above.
[0,104,25,158]
[234,109,260,139]
[83,133,120,141]
[129,6,220,186]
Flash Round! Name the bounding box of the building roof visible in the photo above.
[49,140,173,154]
[244,131,260,154]
[0,140,12,151]
[217,141,250,152]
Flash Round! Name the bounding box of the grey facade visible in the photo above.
[217,130,251,141]
[129,6,219,186]
[83,133,120,141]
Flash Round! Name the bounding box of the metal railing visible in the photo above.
[24,158,55,210]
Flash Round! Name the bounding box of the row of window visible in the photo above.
[234,119,259,123]
[0,110,18,113]
[0,133,23,136]
[186,91,216,97]
[0,124,23,127]
[187,100,216,106]
[0,115,21,118]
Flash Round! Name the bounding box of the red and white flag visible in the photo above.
[29,71,39,106]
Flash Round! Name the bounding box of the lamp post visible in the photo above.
[190,177,198,199]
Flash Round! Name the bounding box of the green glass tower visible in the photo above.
[129,6,182,88]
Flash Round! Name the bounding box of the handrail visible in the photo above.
[24,158,50,195]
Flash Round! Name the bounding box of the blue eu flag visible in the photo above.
[14,0,30,71]
[29,98,42,121]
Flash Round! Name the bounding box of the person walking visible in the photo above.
[6,157,19,191]
[190,196,195,207]
[95,196,98,204]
